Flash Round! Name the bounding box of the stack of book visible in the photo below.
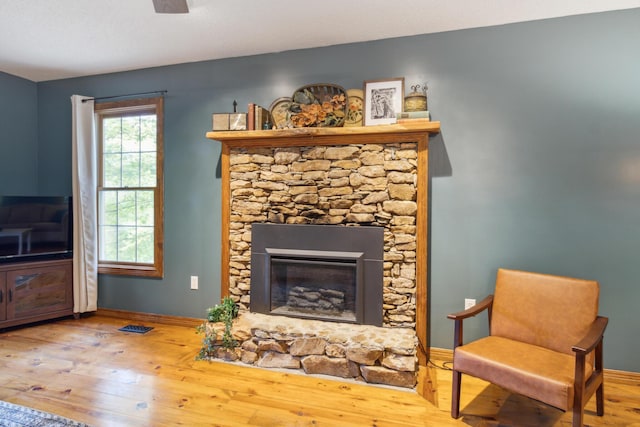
[395,110,430,124]
[247,103,272,130]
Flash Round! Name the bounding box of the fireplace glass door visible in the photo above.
[267,249,362,323]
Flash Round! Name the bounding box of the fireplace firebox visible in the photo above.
[250,223,383,326]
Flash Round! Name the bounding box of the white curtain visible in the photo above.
[71,95,98,313]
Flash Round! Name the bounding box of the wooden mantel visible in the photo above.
[206,121,440,146]
[206,122,441,365]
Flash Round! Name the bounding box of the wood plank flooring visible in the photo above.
[0,314,639,426]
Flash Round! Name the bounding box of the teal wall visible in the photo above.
[4,8,639,371]
[0,72,38,194]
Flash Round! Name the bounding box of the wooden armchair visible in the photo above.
[447,268,608,426]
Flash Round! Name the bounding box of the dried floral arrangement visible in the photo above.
[289,90,346,127]
[285,84,347,128]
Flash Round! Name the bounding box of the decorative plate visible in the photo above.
[344,88,364,127]
[269,97,293,129]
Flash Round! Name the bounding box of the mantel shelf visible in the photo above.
[205,121,440,143]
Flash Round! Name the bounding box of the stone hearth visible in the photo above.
[203,312,418,388]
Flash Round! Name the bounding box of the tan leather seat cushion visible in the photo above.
[454,336,593,411]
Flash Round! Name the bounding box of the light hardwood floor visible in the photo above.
[0,314,639,426]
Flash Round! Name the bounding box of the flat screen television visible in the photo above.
[0,196,73,263]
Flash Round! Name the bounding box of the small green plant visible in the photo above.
[207,296,239,323]
[196,296,239,359]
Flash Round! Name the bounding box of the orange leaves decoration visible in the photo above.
[290,93,346,127]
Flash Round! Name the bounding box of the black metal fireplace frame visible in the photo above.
[250,223,384,326]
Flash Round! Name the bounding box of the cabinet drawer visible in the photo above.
[6,262,73,320]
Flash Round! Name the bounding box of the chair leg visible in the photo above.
[596,382,605,416]
[451,370,462,419]
[595,341,605,417]
[572,408,583,427]
[572,381,585,427]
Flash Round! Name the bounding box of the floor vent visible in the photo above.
[118,325,154,334]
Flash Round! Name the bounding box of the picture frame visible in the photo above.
[211,112,247,131]
[363,77,405,126]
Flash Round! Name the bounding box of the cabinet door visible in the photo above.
[6,262,73,320]
[0,273,6,321]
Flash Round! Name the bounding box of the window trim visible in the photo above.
[95,97,164,278]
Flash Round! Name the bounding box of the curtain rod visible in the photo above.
[81,90,167,103]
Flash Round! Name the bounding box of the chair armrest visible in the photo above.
[447,295,493,349]
[447,295,494,320]
[572,316,609,355]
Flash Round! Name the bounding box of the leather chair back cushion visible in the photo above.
[491,268,599,355]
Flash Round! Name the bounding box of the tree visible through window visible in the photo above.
[95,98,164,277]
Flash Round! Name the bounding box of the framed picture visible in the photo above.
[211,112,247,131]
[363,78,404,126]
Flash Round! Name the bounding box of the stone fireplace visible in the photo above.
[250,223,384,326]
[227,142,422,329]
[207,123,440,388]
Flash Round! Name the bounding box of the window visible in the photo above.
[95,97,164,277]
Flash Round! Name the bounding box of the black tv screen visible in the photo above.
[0,196,73,263]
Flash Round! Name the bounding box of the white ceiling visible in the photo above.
[2,0,640,82]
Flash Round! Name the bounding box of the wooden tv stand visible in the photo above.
[0,258,74,329]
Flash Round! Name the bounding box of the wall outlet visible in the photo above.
[190,275,198,290]
[464,298,476,310]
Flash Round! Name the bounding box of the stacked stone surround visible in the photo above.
[203,312,418,388]
[227,142,419,329]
